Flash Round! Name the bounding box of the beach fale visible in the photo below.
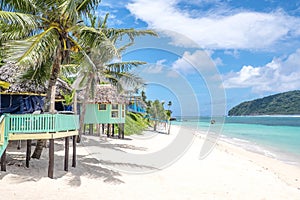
[80,84,126,138]
[0,63,79,178]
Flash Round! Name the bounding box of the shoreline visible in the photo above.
[174,119,300,167]
[0,124,300,199]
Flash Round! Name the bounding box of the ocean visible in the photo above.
[172,116,300,165]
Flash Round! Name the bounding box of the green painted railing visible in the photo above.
[6,114,79,133]
[0,115,9,158]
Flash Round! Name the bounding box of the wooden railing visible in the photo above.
[6,114,79,133]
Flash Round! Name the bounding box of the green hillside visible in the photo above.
[228,90,300,116]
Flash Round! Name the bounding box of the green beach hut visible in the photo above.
[83,84,126,138]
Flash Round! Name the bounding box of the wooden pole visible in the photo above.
[112,124,115,137]
[1,148,6,171]
[118,123,121,139]
[102,124,105,135]
[48,139,54,178]
[72,136,76,168]
[107,124,111,137]
[26,140,32,168]
[17,140,21,150]
[64,137,69,171]
[121,123,125,139]
[96,124,100,136]
[89,124,93,135]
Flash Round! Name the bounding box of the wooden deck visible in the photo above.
[0,113,79,178]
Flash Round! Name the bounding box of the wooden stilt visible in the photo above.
[121,123,125,139]
[107,124,111,137]
[17,140,21,150]
[1,148,6,171]
[26,140,32,168]
[102,124,105,135]
[96,124,100,136]
[64,137,69,171]
[48,139,54,178]
[118,123,121,139]
[83,124,86,135]
[72,136,76,168]
[112,124,115,137]
[89,124,93,135]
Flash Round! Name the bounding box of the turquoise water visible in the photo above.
[173,116,300,165]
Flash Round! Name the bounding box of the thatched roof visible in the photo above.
[80,84,127,104]
[0,62,72,98]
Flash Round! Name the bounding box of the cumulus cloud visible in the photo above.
[127,0,300,49]
[144,59,166,74]
[223,49,300,93]
[172,50,221,74]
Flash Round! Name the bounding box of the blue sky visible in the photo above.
[97,0,300,116]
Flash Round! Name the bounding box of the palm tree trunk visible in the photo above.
[31,49,62,159]
[77,73,93,143]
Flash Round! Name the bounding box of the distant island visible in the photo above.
[228,90,300,116]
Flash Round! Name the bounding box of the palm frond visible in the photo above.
[104,28,158,53]
[104,71,144,91]
[4,27,59,68]
[59,0,79,25]
[0,0,38,13]
[76,0,102,16]
[106,61,146,73]
[21,59,52,83]
[0,11,40,30]
[77,26,120,58]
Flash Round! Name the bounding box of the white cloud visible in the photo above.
[172,50,222,74]
[127,0,300,49]
[144,59,166,74]
[223,49,300,93]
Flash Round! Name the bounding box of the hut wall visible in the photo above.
[0,94,44,114]
[84,103,125,124]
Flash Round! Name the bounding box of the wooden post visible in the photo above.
[72,136,76,168]
[1,148,6,171]
[64,137,69,171]
[96,124,100,136]
[17,140,21,150]
[102,124,105,135]
[50,86,56,113]
[26,140,32,168]
[48,139,54,178]
[118,123,121,139]
[83,124,86,135]
[107,124,111,137]
[121,123,125,139]
[112,124,115,137]
[89,124,93,135]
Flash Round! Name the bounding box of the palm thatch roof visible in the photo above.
[0,62,72,98]
[80,84,127,104]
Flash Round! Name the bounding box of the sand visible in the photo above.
[0,125,300,200]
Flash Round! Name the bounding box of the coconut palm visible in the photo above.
[71,14,156,141]
[0,0,156,158]
[148,100,168,131]
[0,0,112,111]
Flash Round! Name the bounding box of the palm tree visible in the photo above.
[71,14,157,141]
[0,0,105,112]
[1,0,105,159]
[148,100,168,131]
[0,0,156,158]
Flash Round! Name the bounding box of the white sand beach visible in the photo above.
[0,125,300,200]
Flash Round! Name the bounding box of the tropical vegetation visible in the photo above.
[0,0,156,158]
[228,90,300,116]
